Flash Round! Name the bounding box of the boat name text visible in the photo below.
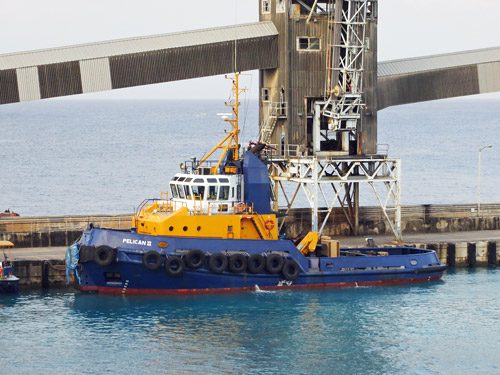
[123,239,152,246]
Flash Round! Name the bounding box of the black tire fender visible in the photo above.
[282,259,301,281]
[208,253,228,274]
[165,256,184,277]
[79,245,95,263]
[142,251,162,271]
[228,253,247,274]
[247,254,266,274]
[184,249,205,269]
[266,253,284,274]
[94,245,116,267]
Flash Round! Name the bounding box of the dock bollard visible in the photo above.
[467,243,476,268]
[447,243,456,267]
[487,241,497,266]
[42,261,49,289]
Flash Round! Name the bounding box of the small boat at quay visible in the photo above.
[0,241,19,294]
[71,74,446,295]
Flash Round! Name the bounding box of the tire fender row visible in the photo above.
[80,245,301,280]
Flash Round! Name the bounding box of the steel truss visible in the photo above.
[268,156,402,240]
[323,0,368,132]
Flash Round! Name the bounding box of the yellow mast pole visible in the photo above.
[234,73,239,161]
[195,73,245,174]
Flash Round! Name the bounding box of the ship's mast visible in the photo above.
[197,73,246,174]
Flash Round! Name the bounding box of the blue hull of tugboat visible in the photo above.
[77,227,446,295]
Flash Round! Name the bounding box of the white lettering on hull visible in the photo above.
[122,239,152,246]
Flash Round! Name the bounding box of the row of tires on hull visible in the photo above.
[144,249,301,281]
[80,245,301,281]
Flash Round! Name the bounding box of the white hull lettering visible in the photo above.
[123,239,152,246]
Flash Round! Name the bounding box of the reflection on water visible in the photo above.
[1,269,499,374]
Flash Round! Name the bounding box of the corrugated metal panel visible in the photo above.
[378,46,500,77]
[477,61,500,94]
[38,61,83,99]
[16,66,41,102]
[0,69,19,104]
[80,58,112,94]
[377,65,480,110]
[109,36,278,89]
[0,22,278,70]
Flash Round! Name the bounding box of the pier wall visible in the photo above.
[282,203,500,238]
[0,214,131,247]
[409,241,500,268]
[13,259,72,287]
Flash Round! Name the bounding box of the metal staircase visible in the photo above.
[259,102,287,143]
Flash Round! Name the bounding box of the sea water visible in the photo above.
[1,99,500,373]
[1,269,499,374]
[0,97,499,216]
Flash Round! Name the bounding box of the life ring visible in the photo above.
[228,253,247,274]
[265,253,284,274]
[165,256,184,277]
[264,220,275,231]
[184,249,205,269]
[235,202,246,213]
[247,254,265,274]
[282,259,300,280]
[208,253,228,274]
[94,246,116,267]
[142,251,162,271]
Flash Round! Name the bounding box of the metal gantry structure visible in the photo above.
[260,0,403,240]
[266,152,402,240]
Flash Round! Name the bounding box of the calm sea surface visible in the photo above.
[0,98,499,216]
[1,101,499,373]
[0,269,499,374]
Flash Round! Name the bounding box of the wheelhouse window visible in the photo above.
[219,186,230,201]
[177,185,185,199]
[297,37,321,51]
[262,0,271,14]
[170,184,179,199]
[184,185,192,199]
[192,185,205,200]
[207,186,218,200]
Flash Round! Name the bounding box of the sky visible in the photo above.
[2,0,500,99]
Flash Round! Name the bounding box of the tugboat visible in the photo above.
[73,74,446,295]
[0,241,19,293]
